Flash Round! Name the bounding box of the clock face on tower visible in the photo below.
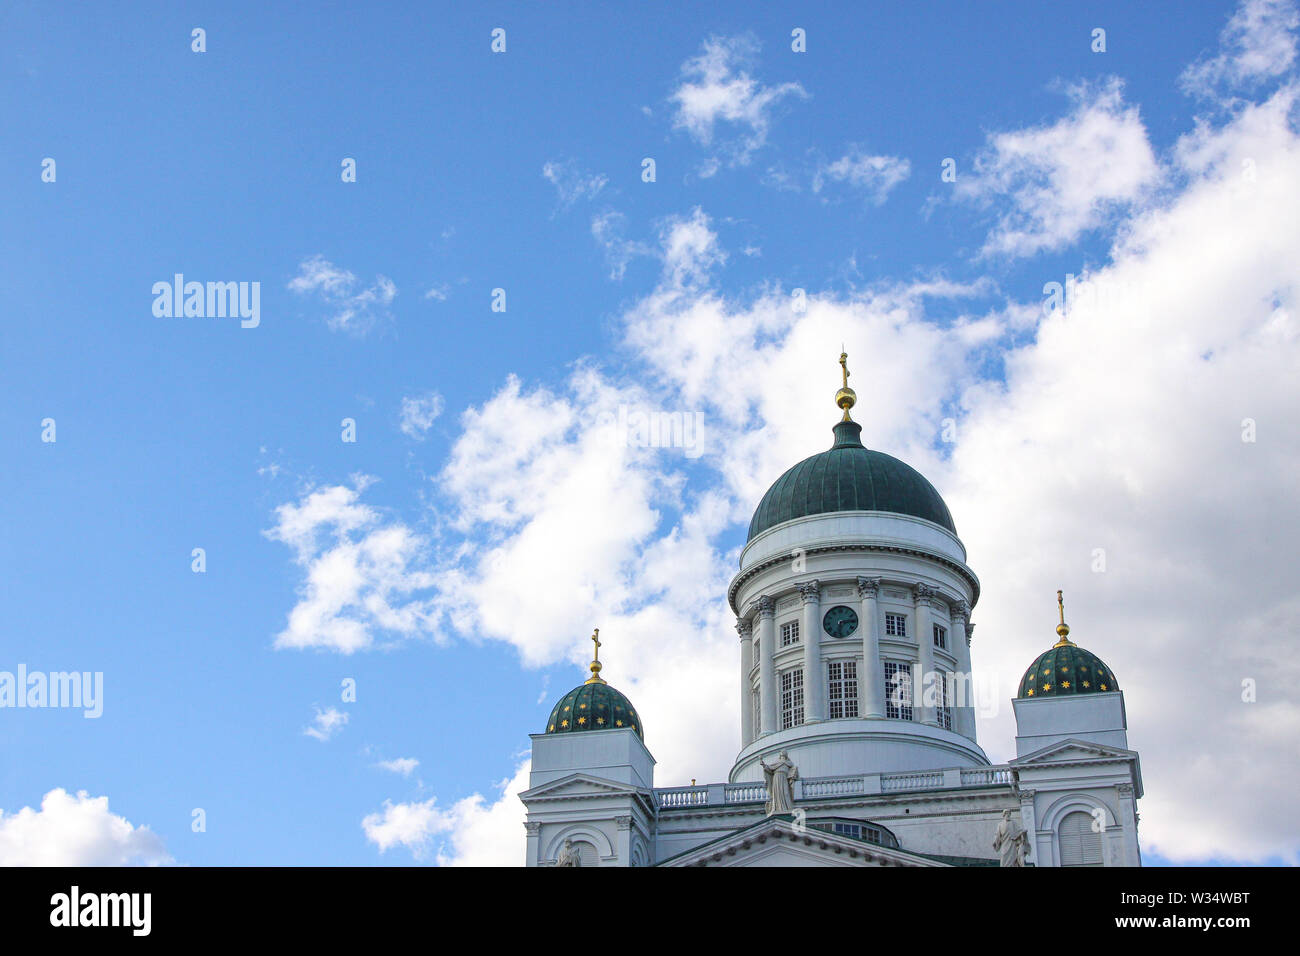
[822,605,859,638]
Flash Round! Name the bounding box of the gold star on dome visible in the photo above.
[577,716,586,725]
[1043,684,1052,692]
[561,719,569,728]
[548,724,554,732]
[1082,681,1091,688]
[1100,684,1108,691]
[615,719,623,727]
[564,705,570,712]
[1061,681,1071,689]
[1027,688,1035,696]
[579,703,587,709]
[597,717,605,725]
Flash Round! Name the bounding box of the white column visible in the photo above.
[524,822,541,867]
[757,596,777,734]
[857,577,884,718]
[950,600,976,740]
[1116,783,1141,866]
[616,815,633,867]
[914,584,938,726]
[737,617,754,747]
[798,580,823,721]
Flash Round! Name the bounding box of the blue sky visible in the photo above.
[2,1,1298,866]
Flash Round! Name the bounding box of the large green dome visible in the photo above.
[1018,643,1118,698]
[545,680,643,739]
[748,420,956,542]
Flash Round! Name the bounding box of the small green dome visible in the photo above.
[1018,643,1119,698]
[545,681,643,739]
[748,420,956,542]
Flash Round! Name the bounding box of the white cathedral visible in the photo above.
[520,355,1143,867]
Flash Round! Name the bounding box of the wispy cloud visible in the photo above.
[304,706,350,742]
[954,78,1158,258]
[264,478,438,653]
[1181,0,1299,97]
[813,147,912,204]
[670,34,807,172]
[542,159,608,210]
[398,392,444,440]
[376,757,419,777]
[288,255,397,335]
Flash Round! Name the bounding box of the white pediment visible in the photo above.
[1012,738,1137,766]
[660,817,947,867]
[519,771,644,802]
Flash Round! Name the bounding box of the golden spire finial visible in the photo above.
[836,351,857,422]
[1054,590,1074,646]
[585,628,606,684]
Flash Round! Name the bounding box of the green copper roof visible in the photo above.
[545,681,642,739]
[1017,643,1118,698]
[747,420,956,542]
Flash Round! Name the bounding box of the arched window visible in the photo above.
[1058,810,1104,867]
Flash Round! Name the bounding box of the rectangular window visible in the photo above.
[752,690,761,737]
[933,623,948,650]
[885,613,907,637]
[780,620,800,647]
[827,660,859,719]
[937,673,953,730]
[884,661,914,721]
[780,669,804,729]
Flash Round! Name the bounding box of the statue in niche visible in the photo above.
[761,750,799,816]
[993,809,1029,867]
[555,838,580,867]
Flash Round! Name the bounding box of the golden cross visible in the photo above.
[591,628,601,664]
[1057,590,1065,625]
[840,351,850,389]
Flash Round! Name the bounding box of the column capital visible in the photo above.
[949,599,971,622]
[796,579,821,604]
[1116,783,1134,796]
[856,576,881,599]
[966,622,975,647]
[616,815,634,831]
[755,595,775,619]
[524,821,541,834]
[1018,788,1036,804]
[735,617,753,639]
[913,583,943,609]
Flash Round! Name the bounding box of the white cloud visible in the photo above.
[288,255,397,334]
[813,148,912,204]
[424,283,449,302]
[363,762,528,865]
[264,478,438,653]
[376,757,419,777]
[955,79,1158,258]
[399,392,444,440]
[1182,0,1299,97]
[304,706,349,741]
[0,789,171,866]
[542,159,608,210]
[670,35,807,170]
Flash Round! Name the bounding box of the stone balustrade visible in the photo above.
[654,764,1015,809]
